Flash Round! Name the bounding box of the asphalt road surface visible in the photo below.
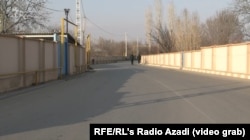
[1,61,250,140]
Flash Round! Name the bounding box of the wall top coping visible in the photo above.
[201,42,250,49]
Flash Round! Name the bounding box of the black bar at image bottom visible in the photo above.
[90,124,250,140]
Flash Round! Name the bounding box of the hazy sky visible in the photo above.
[47,0,233,42]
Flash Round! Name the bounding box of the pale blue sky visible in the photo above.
[47,0,233,41]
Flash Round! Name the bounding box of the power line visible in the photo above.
[79,0,123,37]
[80,0,87,35]
[86,17,123,36]
[27,1,62,12]
[43,7,63,12]
[33,1,63,12]
[69,13,74,23]
[81,0,86,18]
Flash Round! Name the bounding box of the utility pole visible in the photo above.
[0,14,3,33]
[64,9,70,34]
[63,9,70,76]
[125,32,128,57]
[137,37,139,56]
[76,0,84,46]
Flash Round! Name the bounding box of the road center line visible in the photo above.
[140,71,216,123]
[155,79,215,123]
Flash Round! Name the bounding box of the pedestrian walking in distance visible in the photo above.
[137,54,141,64]
[130,54,134,65]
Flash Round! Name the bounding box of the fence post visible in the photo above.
[18,37,22,85]
[174,53,176,67]
[181,52,184,70]
[43,41,46,82]
[22,37,26,87]
[40,39,45,83]
[227,45,232,73]
[38,40,42,83]
[169,54,171,66]
[35,71,39,85]
[247,44,250,75]
[212,47,216,71]
[191,51,194,69]
[61,18,65,77]
[201,49,204,70]
[53,43,57,72]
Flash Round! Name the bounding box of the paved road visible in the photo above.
[1,61,250,140]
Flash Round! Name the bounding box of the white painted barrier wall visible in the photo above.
[202,48,212,70]
[141,43,250,79]
[231,44,247,74]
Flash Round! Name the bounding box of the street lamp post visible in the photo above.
[64,8,70,75]
[64,9,70,34]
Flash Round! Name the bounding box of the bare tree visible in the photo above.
[146,1,202,52]
[145,0,175,53]
[91,37,125,57]
[166,2,176,49]
[202,9,243,45]
[167,6,201,51]
[154,0,163,53]
[0,0,49,33]
[155,0,163,33]
[232,0,250,39]
[46,24,61,33]
[145,6,153,54]
[190,12,201,50]
[200,23,211,46]
[151,24,175,52]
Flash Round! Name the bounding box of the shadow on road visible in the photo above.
[0,62,144,137]
[114,84,250,110]
[1,62,250,137]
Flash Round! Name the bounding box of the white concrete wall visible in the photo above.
[203,48,212,70]
[170,53,175,66]
[231,44,247,74]
[0,36,22,92]
[0,35,88,93]
[215,46,228,72]
[44,42,55,69]
[175,53,181,67]
[69,45,75,75]
[0,37,19,74]
[193,51,201,69]
[26,39,40,71]
[159,54,163,65]
[44,42,57,82]
[165,54,169,65]
[184,52,192,68]
[141,42,250,79]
